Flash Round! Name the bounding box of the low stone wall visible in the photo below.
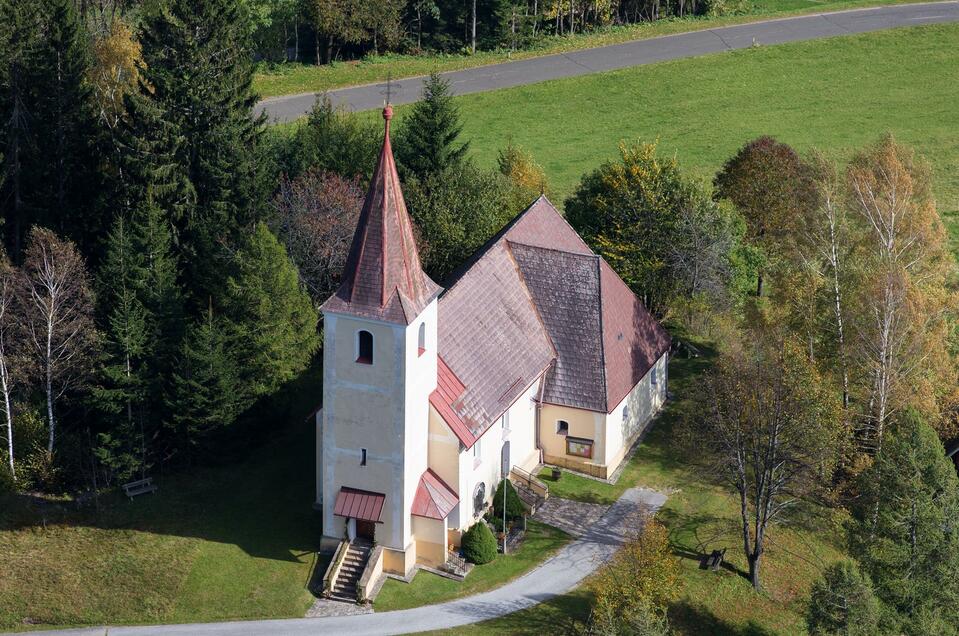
[357,545,384,603]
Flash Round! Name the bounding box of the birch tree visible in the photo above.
[695,336,841,590]
[20,227,97,455]
[846,136,954,455]
[0,253,22,480]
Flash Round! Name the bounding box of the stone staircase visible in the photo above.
[330,540,373,603]
[510,466,548,514]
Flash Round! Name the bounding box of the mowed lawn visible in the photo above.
[0,369,324,630]
[386,23,959,243]
[252,0,923,97]
[452,342,848,636]
[374,520,571,612]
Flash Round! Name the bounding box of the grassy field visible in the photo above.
[374,520,570,612]
[0,368,324,631]
[252,0,923,97]
[452,340,848,635]
[376,23,959,247]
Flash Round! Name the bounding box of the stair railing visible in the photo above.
[510,466,549,499]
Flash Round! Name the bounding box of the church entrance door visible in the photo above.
[356,520,376,541]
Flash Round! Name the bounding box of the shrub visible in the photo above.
[492,479,526,521]
[0,461,15,495]
[461,522,498,565]
[592,518,681,617]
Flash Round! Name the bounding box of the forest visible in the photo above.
[2,0,958,634]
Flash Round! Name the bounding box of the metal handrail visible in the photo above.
[510,466,549,497]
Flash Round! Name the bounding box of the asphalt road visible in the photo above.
[18,488,667,636]
[256,1,959,123]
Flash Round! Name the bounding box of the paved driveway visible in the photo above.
[256,1,959,123]
[21,487,667,636]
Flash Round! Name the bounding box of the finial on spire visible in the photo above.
[382,73,394,128]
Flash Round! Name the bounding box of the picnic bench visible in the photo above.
[702,548,726,571]
[122,477,157,499]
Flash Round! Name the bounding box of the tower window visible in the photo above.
[418,322,426,356]
[361,448,367,466]
[357,330,373,364]
[556,420,569,435]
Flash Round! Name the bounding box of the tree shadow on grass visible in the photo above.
[2,361,325,565]
[669,600,777,636]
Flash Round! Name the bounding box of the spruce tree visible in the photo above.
[222,223,319,398]
[397,72,469,182]
[136,0,265,296]
[849,410,959,634]
[0,0,102,259]
[93,215,151,482]
[93,197,182,479]
[168,305,245,454]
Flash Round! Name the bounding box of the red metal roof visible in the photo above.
[429,356,477,448]
[332,487,385,523]
[321,105,441,325]
[411,469,459,520]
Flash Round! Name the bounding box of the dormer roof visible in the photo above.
[321,104,442,325]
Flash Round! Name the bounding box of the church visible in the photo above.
[315,103,670,583]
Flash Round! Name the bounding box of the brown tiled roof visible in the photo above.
[437,240,556,441]
[321,106,441,325]
[411,469,459,519]
[434,196,670,437]
[600,259,671,410]
[508,243,607,412]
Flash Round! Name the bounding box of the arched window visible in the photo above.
[418,322,426,356]
[356,330,373,364]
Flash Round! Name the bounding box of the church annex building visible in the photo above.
[315,104,670,585]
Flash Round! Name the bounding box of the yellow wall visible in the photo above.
[428,404,461,490]
[539,403,606,466]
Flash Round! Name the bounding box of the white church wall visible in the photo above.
[320,302,438,559]
[453,377,542,532]
[400,299,437,550]
[604,352,669,470]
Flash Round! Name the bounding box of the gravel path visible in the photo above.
[256,1,959,123]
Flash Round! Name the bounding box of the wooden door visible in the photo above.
[356,520,375,541]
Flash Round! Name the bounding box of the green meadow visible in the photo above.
[387,23,959,242]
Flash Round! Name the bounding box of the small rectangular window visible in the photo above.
[361,448,367,466]
[651,368,658,386]
[566,437,593,459]
[556,420,569,435]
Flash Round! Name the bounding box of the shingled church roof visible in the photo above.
[321,104,442,325]
[435,196,670,447]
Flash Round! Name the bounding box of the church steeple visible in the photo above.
[322,104,442,325]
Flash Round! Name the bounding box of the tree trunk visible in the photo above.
[756,271,764,297]
[46,364,55,454]
[294,16,299,62]
[748,552,761,590]
[1,358,13,480]
[471,0,477,53]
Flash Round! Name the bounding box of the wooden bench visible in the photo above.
[122,477,157,499]
[702,548,726,571]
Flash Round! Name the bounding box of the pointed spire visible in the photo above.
[321,104,442,325]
